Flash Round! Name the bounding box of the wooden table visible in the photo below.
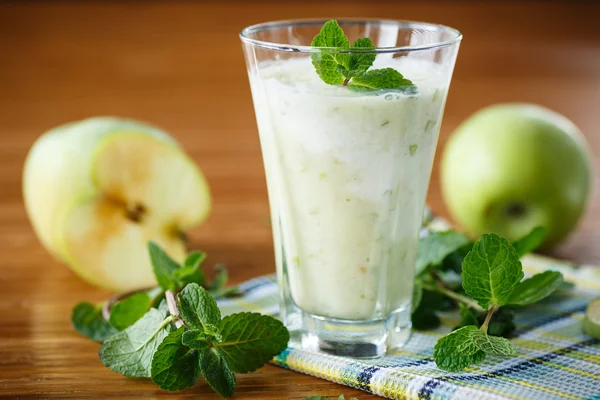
[1,1,599,398]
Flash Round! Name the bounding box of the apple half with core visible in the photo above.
[441,104,593,248]
[23,117,211,291]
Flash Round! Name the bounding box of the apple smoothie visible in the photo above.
[250,57,447,321]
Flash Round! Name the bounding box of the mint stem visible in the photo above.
[422,281,485,312]
[429,270,451,290]
[480,306,498,334]
[165,290,184,328]
[343,78,350,86]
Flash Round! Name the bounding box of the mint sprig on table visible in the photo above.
[311,20,416,92]
[415,227,564,372]
[71,243,289,397]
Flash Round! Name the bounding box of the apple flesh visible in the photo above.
[23,117,211,291]
[441,104,593,248]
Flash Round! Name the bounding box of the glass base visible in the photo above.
[283,302,412,358]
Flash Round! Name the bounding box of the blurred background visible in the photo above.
[2,0,600,285]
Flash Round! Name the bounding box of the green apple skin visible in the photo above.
[441,104,593,248]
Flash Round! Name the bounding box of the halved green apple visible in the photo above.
[23,117,210,292]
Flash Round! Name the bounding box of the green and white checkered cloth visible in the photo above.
[217,214,600,400]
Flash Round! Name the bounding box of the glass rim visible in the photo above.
[239,18,462,54]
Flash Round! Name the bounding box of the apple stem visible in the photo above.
[102,286,154,321]
[165,290,184,328]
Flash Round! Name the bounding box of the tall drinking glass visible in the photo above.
[240,19,461,357]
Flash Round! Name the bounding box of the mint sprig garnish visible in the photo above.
[311,19,416,91]
[72,243,289,397]
[416,225,564,372]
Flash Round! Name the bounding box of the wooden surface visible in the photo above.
[1,1,599,399]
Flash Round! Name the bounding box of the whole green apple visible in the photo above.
[441,104,593,248]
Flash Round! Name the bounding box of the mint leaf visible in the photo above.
[182,329,213,350]
[174,251,207,287]
[184,251,207,269]
[434,326,486,372]
[349,68,416,91]
[177,283,221,331]
[72,302,117,342]
[109,292,151,331]
[210,286,243,299]
[216,312,289,373]
[470,330,515,356]
[416,231,470,275]
[211,264,228,291]
[149,241,181,291]
[311,20,350,85]
[513,226,547,256]
[99,308,172,377]
[200,348,236,398]
[151,327,201,392]
[558,281,575,292]
[207,265,241,299]
[461,233,524,309]
[344,37,376,78]
[507,271,563,306]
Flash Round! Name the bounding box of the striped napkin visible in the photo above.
[217,215,600,400]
